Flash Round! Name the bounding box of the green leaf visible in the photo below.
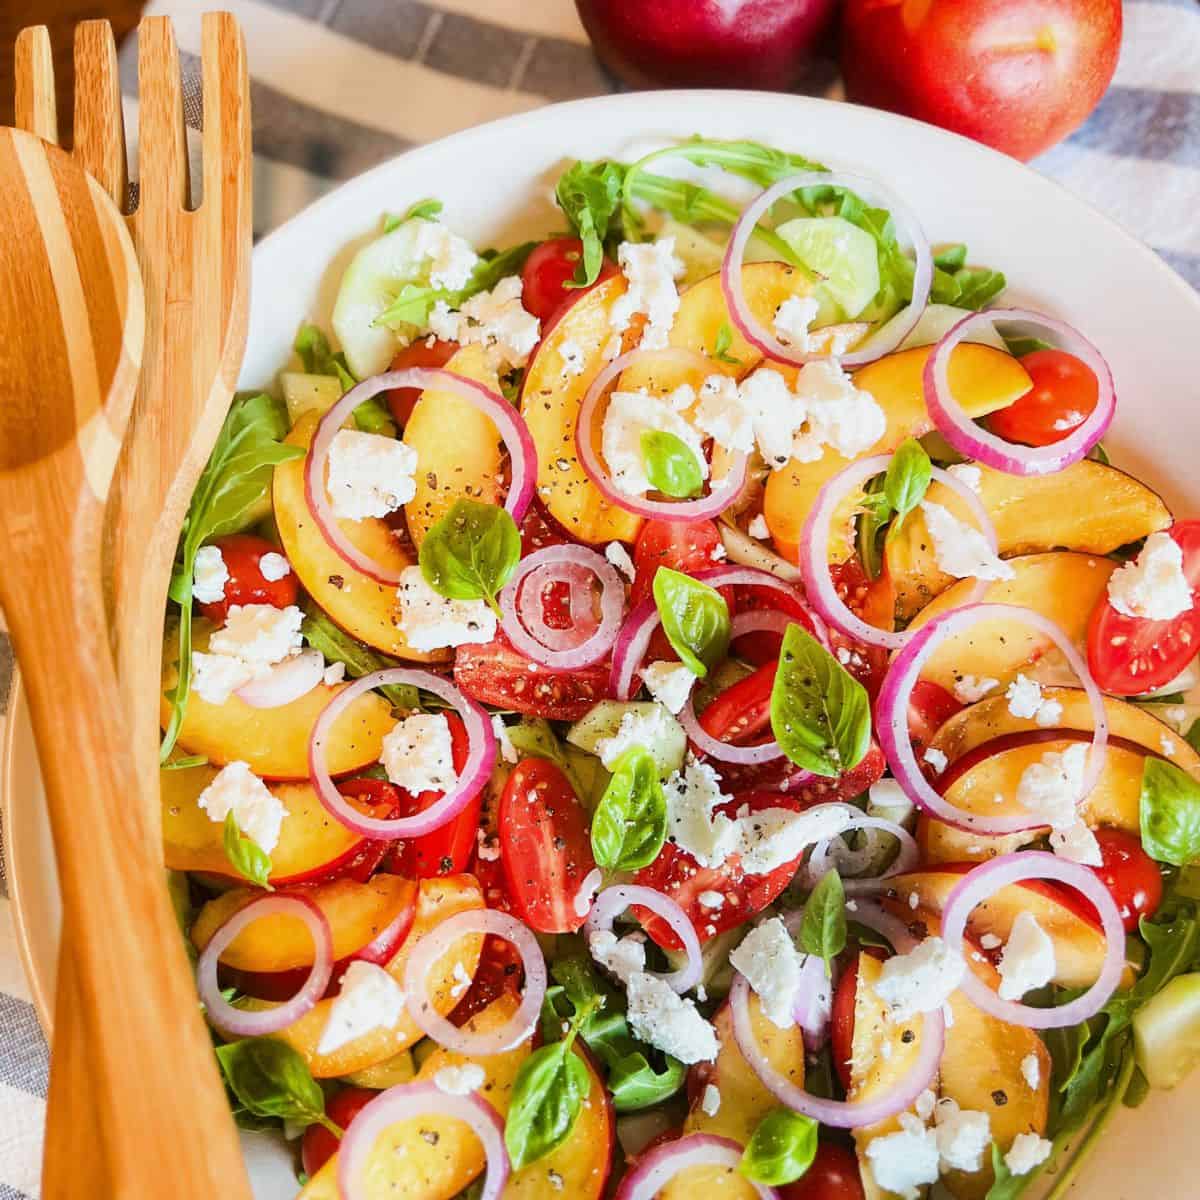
[712,322,741,366]
[984,1143,1031,1200]
[385,197,443,231]
[301,602,419,710]
[1003,333,1055,359]
[739,1108,819,1186]
[555,161,625,286]
[641,430,704,499]
[933,244,968,272]
[799,870,847,967]
[222,812,273,890]
[215,1039,332,1132]
[954,267,1008,311]
[591,747,667,871]
[856,481,891,582]
[419,498,521,613]
[162,754,209,771]
[770,624,870,777]
[506,719,605,805]
[504,1041,591,1169]
[294,324,358,396]
[1185,719,1200,757]
[1140,758,1200,866]
[883,438,932,528]
[652,567,731,679]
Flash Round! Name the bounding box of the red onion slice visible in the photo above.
[404,909,546,1054]
[576,348,749,521]
[499,544,625,670]
[791,950,833,1052]
[924,309,1115,476]
[875,603,1109,835]
[721,171,933,368]
[235,648,325,709]
[586,885,702,994]
[304,368,538,585]
[731,900,942,1127]
[516,561,599,651]
[940,853,1124,1029]
[310,668,496,839]
[801,454,995,650]
[678,694,785,765]
[197,894,332,1037]
[339,1082,508,1200]
[616,1133,778,1200]
[806,814,920,894]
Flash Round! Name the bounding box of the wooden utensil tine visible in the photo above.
[13,25,56,144]
[72,20,128,209]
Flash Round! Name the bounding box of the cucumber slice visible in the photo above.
[280,371,343,425]
[659,220,726,287]
[1133,972,1200,1089]
[774,216,880,320]
[662,923,744,1000]
[566,700,686,779]
[898,302,1010,352]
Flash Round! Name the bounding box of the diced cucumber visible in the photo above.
[566,700,686,779]
[898,302,1009,352]
[774,216,880,320]
[1136,702,1200,736]
[662,923,744,1000]
[1133,972,1200,1089]
[1136,656,1200,701]
[280,371,343,425]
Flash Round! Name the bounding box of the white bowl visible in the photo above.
[5,90,1200,1198]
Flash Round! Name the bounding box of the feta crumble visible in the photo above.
[947,463,983,494]
[748,513,770,540]
[258,552,291,582]
[434,1063,486,1096]
[1006,674,1063,727]
[934,1099,991,1174]
[1106,531,1192,621]
[1015,742,1087,829]
[596,704,681,770]
[192,545,229,604]
[864,1113,939,1200]
[610,238,685,350]
[663,756,741,869]
[412,219,479,291]
[954,674,999,704]
[601,387,708,498]
[997,912,1056,1001]
[773,295,820,350]
[735,803,855,876]
[1020,1052,1041,1090]
[491,715,518,764]
[193,603,306,704]
[701,1084,721,1117]
[429,275,540,370]
[605,540,636,582]
[698,890,725,910]
[1049,819,1103,866]
[923,747,949,775]
[589,929,647,985]
[322,661,346,686]
[640,660,697,714]
[874,936,966,1020]
[1004,1132,1053,1176]
[197,761,287,854]
[325,429,418,521]
[790,360,887,463]
[381,712,456,795]
[729,917,804,1028]
[625,971,719,1064]
[317,961,407,1054]
[919,501,1015,582]
[397,565,497,652]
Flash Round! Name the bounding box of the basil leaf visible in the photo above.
[652,567,731,679]
[883,438,931,527]
[739,1108,818,1186]
[799,869,846,967]
[591,747,667,871]
[555,161,624,286]
[301,602,419,710]
[770,624,870,777]
[1141,758,1200,866]
[419,498,521,613]
[215,1039,331,1131]
[984,1143,1030,1200]
[504,1042,591,1169]
[222,812,273,890]
[857,489,892,582]
[641,430,704,500]
[712,323,740,366]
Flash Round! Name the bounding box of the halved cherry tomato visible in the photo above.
[1087,521,1200,696]
[699,660,775,747]
[826,559,892,698]
[195,533,298,625]
[631,518,725,607]
[1089,827,1164,932]
[521,236,618,325]
[301,1087,376,1178]
[384,336,459,428]
[829,957,859,1091]
[520,499,569,555]
[779,1141,865,1200]
[448,932,525,1027]
[731,579,818,666]
[987,349,1098,448]
[303,778,399,886]
[905,680,963,766]
[499,758,597,934]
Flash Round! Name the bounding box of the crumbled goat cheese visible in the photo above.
[605,541,636,582]
[729,918,804,1028]
[381,712,456,795]
[434,1063,486,1095]
[915,1089,937,1122]
[664,756,741,869]
[748,514,770,540]
[1106,531,1192,621]
[191,652,257,705]
[1020,1052,1041,1090]
[610,238,684,350]
[192,545,229,604]
[698,890,726,910]
[923,747,949,775]
[317,961,407,1054]
[326,429,418,521]
[601,387,708,498]
[1006,674,1063,727]
[1050,819,1103,866]
[773,295,821,349]
[411,219,479,291]
[874,936,966,1020]
[1015,742,1087,829]
[997,912,1057,1001]
[558,338,585,377]
[954,674,999,704]
[1004,1133,1053,1176]
[492,715,518,764]
[734,803,856,876]
[864,1113,940,1200]
[258,552,291,582]
[625,971,719,1064]
[322,661,346,686]
[920,501,1015,582]
[947,463,983,494]
[429,275,540,370]
[193,603,306,704]
[790,360,887,463]
[701,1084,721,1116]
[640,660,697,714]
[589,929,647,985]
[934,1098,991,1174]
[197,761,287,853]
[397,565,497,652]
[596,704,680,771]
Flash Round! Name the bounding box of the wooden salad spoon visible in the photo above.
[0,130,254,1196]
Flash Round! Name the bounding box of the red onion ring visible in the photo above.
[304,368,538,585]
[586,885,702,994]
[731,900,942,1126]
[875,603,1109,835]
[801,455,995,651]
[235,648,325,709]
[517,562,598,651]
[339,1082,508,1200]
[616,1133,778,1200]
[310,668,495,839]
[404,909,545,1054]
[791,949,833,1052]
[721,171,933,368]
[924,309,1115,476]
[499,544,625,670]
[678,693,784,765]
[576,348,749,521]
[940,853,1124,1029]
[197,894,332,1037]
[807,814,920,894]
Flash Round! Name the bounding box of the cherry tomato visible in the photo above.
[195,533,298,625]
[498,758,597,933]
[699,660,775,746]
[383,336,459,428]
[519,499,570,555]
[905,680,963,767]
[827,559,893,698]
[631,518,725,607]
[1089,827,1164,932]
[779,1141,865,1200]
[521,236,618,325]
[1087,520,1200,695]
[301,1087,376,1179]
[448,933,525,1027]
[988,349,1099,448]
[829,958,859,1091]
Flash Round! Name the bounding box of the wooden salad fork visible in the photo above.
[0,130,252,1198]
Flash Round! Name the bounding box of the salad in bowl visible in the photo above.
[158,136,1200,1200]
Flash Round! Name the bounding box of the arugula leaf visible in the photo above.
[1141,758,1200,866]
[161,393,305,760]
[1003,333,1055,359]
[555,161,624,286]
[419,498,521,615]
[301,602,419,710]
[504,1037,592,1169]
[652,567,731,678]
[384,197,443,231]
[799,869,847,969]
[641,430,704,499]
[162,754,209,771]
[215,1039,337,1135]
[739,1108,818,1186]
[591,747,667,871]
[884,437,932,528]
[712,322,741,365]
[984,1143,1030,1200]
[934,244,968,272]
[222,812,273,889]
[770,624,870,777]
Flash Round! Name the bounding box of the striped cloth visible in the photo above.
[0,0,1197,1194]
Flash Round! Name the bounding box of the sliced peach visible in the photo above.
[886,460,1170,619]
[403,343,505,548]
[161,620,394,780]
[903,552,1115,695]
[273,412,443,660]
[764,344,1031,560]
